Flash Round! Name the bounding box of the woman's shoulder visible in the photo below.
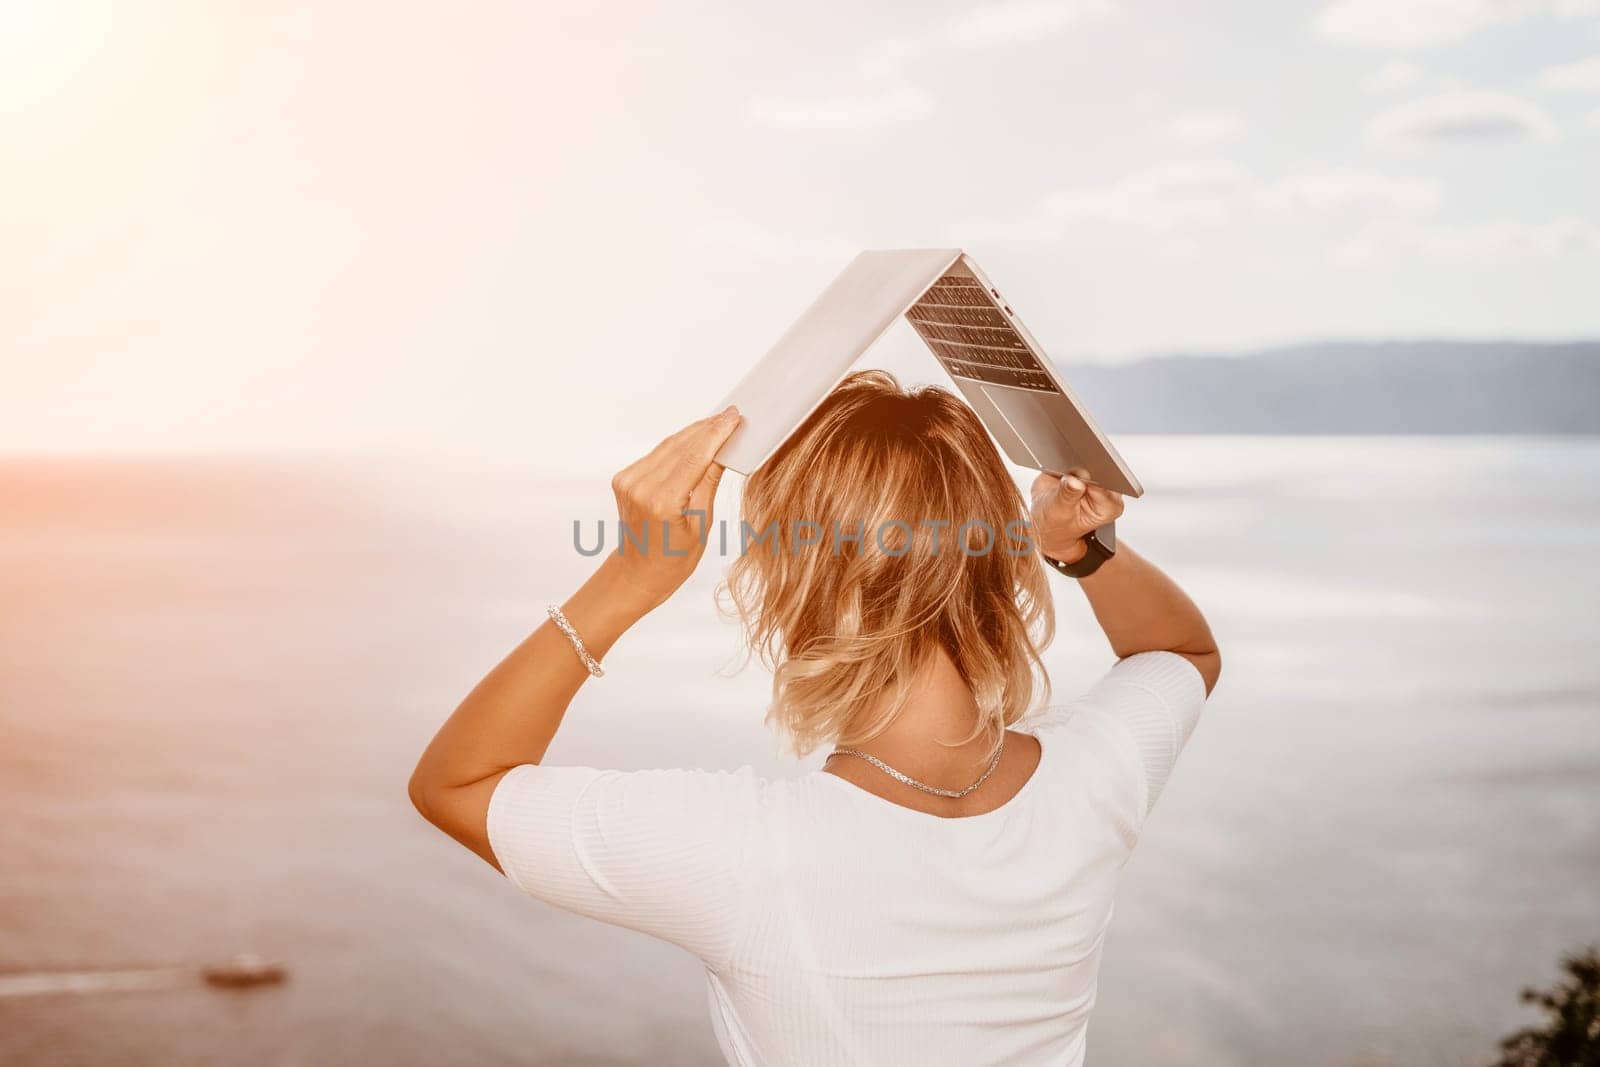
[1029,652,1208,730]
[1025,650,1211,819]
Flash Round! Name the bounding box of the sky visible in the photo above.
[4,0,1599,456]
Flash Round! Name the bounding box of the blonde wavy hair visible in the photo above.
[722,370,1055,758]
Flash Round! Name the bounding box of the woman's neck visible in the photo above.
[821,644,1043,816]
[843,646,996,784]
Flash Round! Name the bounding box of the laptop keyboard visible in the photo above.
[906,276,1059,393]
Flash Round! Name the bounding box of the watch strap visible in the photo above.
[1043,521,1116,579]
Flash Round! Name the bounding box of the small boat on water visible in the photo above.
[200,953,287,989]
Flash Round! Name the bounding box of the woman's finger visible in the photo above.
[1084,485,1124,522]
[632,408,733,472]
[632,407,742,506]
[685,460,726,529]
[669,407,741,488]
[691,405,741,463]
[637,414,718,474]
[1084,479,1120,504]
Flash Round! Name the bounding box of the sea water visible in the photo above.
[1,437,1596,1066]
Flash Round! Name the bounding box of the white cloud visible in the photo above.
[780,1,1113,126]
[743,86,932,130]
[1041,161,1438,233]
[1155,111,1245,150]
[1365,61,1425,93]
[1317,0,1539,49]
[943,0,1111,47]
[685,221,854,262]
[1315,0,1595,50]
[1363,61,1464,95]
[1262,168,1441,220]
[961,164,1441,268]
[1333,216,1600,264]
[1047,159,1257,230]
[1538,54,1600,92]
[860,41,919,81]
[1368,91,1560,144]
[863,0,1111,78]
[1591,105,1600,127]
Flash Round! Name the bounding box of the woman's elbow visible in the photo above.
[1195,645,1222,697]
[407,765,441,826]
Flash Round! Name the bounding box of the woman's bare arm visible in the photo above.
[408,407,743,868]
[1030,469,1221,695]
[1071,544,1221,693]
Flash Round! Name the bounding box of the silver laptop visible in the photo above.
[714,248,1143,497]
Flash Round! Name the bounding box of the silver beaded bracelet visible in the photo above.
[546,604,605,677]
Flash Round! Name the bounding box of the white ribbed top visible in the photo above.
[488,651,1207,1066]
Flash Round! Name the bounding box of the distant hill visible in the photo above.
[1057,341,1600,434]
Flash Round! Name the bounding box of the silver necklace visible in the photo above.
[828,735,1005,799]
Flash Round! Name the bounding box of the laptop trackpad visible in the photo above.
[981,387,1081,473]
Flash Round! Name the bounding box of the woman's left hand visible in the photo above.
[1029,466,1124,563]
[606,404,743,612]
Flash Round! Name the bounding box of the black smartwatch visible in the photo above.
[1042,522,1116,579]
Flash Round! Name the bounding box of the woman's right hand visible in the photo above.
[605,405,743,612]
[1029,467,1125,563]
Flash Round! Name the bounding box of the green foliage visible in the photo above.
[1494,947,1600,1067]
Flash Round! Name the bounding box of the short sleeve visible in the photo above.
[1080,650,1207,817]
[486,764,766,970]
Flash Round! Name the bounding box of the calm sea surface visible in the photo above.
[1,437,1597,1067]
